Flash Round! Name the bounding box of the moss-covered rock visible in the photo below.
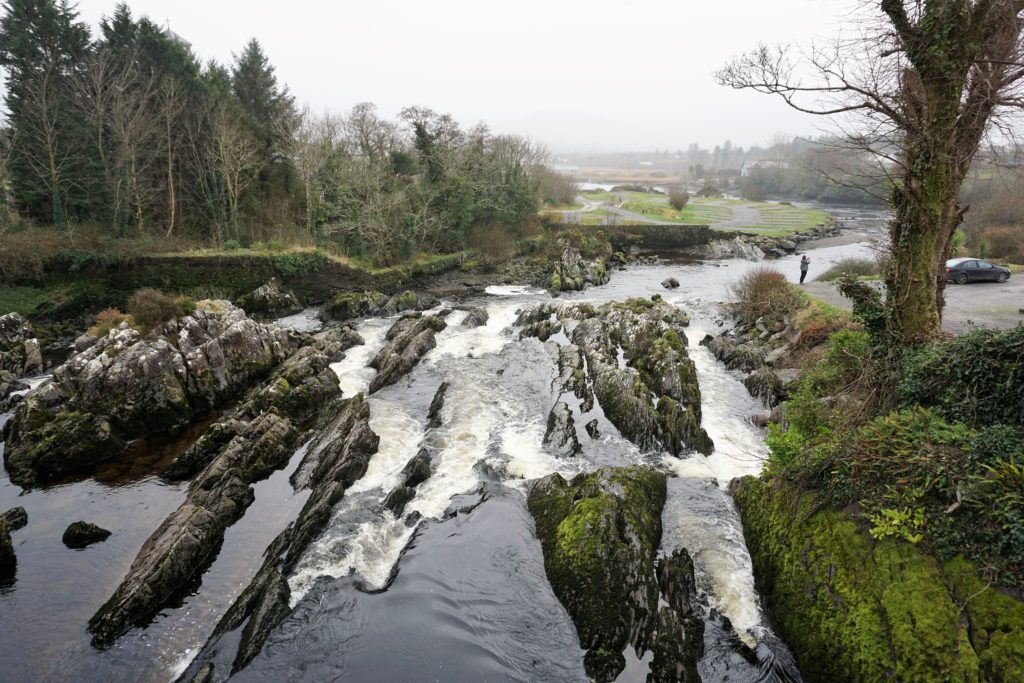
[320,289,438,322]
[528,466,666,682]
[732,476,1024,683]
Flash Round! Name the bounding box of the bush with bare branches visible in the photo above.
[730,266,803,323]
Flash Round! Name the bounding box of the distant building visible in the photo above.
[162,24,192,49]
[638,161,653,167]
[741,159,788,177]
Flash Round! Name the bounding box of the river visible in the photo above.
[0,226,882,682]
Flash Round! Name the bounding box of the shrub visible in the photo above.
[729,266,803,323]
[975,226,1024,262]
[900,325,1024,429]
[127,289,195,333]
[468,225,516,267]
[88,308,132,338]
[696,180,723,198]
[741,183,767,202]
[817,258,880,282]
[272,250,327,277]
[223,239,241,251]
[667,186,690,211]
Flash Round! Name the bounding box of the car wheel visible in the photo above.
[956,272,969,285]
[998,272,1009,283]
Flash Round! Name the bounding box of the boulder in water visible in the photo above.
[528,466,666,682]
[62,521,111,549]
[89,338,343,647]
[368,315,446,393]
[427,381,448,429]
[585,419,600,439]
[1,507,28,531]
[320,290,438,322]
[239,279,303,319]
[543,401,581,456]
[661,277,680,289]
[459,306,489,328]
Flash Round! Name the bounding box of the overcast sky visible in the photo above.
[72,0,856,152]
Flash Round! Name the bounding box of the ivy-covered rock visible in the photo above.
[528,466,666,682]
[732,476,1024,683]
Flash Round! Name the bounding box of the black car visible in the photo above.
[945,257,1011,284]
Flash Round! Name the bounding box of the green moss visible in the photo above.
[734,477,1023,682]
[528,466,666,682]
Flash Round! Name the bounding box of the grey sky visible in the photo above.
[73,0,852,152]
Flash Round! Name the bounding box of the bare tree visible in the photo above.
[15,62,84,227]
[210,106,262,242]
[718,1,1024,344]
[294,106,340,239]
[158,75,187,237]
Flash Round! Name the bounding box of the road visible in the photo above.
[803,278,1024,334]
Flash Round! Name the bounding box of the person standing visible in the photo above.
[799,255,810,284]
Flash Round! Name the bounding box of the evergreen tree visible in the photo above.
[0,0,90,224]
[230,39,296,158]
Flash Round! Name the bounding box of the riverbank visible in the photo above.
[702,260,1024,681]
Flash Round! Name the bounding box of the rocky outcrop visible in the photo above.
[182,395,379,678]
[733,477,1024,683]
[0,370,28,406]
[743,367,785,407]
[383,448,433,516]
[459,306,489,328]
[548,242,609,296]
[239,279,303,319]
[3,302,298,488]
[368,314,446,393]
[320,290,439,322]
[311,325,364,363]
[88,337,343,648]
[426,381,448,430]
[62,521,111,549]
[519,298,712,456]
[543,401,581,456]
[0,312,42,377]
[555,344,594,412]
[528,466,702,682]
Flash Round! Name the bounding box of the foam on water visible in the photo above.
[330,318,391,397]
